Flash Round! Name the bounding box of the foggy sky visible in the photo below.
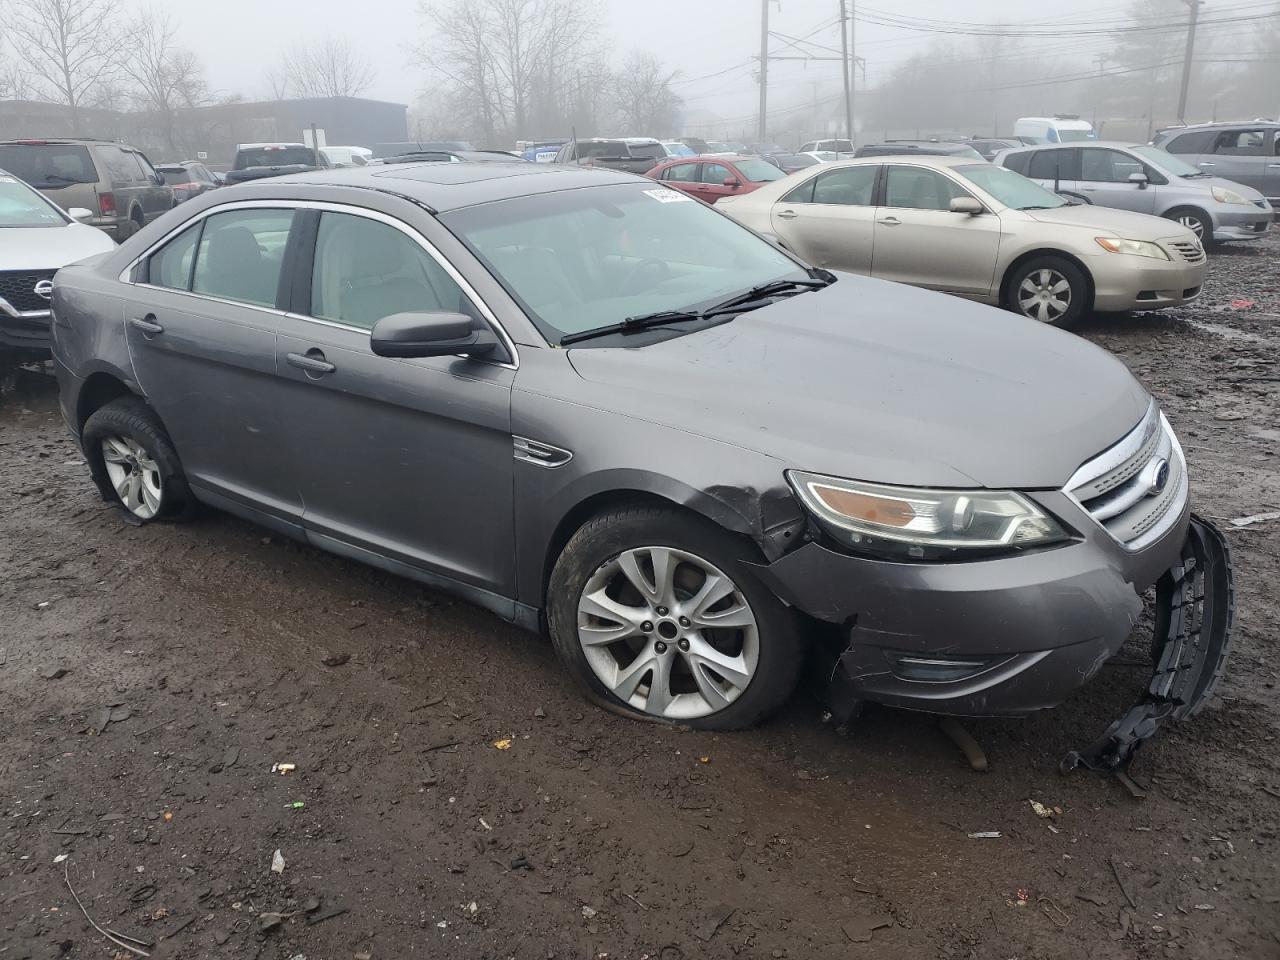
[198,0,1122,118]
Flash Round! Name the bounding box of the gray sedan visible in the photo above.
[48,163,1232,764]
[998,141,1273,243]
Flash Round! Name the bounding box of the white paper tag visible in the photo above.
[643,188,693,203]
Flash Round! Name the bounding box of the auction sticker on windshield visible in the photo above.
[643,188,693,203]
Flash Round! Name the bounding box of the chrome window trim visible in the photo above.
[117,198,520,370]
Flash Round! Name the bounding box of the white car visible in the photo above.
[320,146,373,168]
[0,169,116,361]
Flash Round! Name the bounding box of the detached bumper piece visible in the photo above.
[1062,515,1234,779]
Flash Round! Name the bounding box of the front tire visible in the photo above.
[547,505,803,730]
[1004,255,1089,326]
[82,396,193,523]
[1165,207,1212,245]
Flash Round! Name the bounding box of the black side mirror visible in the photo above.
[370,311,498,359]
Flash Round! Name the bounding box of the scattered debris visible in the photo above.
[1194,903,1215,912]
[64,861,150,958]
[1108,858,1137,909]
[321,652,350,667]
[425,739,463,752]
[1229,298,1257,310]
[479,817,492,831]
[272,763,296,775]
[967,831,1002,839]
[939,717,988,772]
[1029,800,1054,818]
[693,903,735,942]
[271,849,286,874]
[841,915,892,943]
[53,853,68,864]
[493,738,512,750]
[625,892,650,911]
[533,706,546,719]
[466,901,480,916]
[698,756,710,764]
[41,666,69,680]
[1229,511,1280,528]
[285,802,305,810]
[1215,407,1248,422]
[1039,896,1072,927]
[307,907,348,926]
[581,906,597,920]
[509,855,531,871]
[1077,892,1109,907]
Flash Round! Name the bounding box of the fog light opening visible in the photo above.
[889,654,1001,683]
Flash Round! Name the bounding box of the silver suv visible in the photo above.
[997,141,1273,244]
[1152,121,1280,206]
[0,139,174,241]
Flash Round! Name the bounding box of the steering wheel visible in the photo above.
[620,258,672,295]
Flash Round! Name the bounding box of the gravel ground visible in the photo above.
[2,234,1278,960]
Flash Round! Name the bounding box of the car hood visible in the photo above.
[0,222,115,271]
[1023,204,1191,239]
[566,276,1150,489]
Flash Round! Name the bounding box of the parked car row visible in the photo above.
[41,161,1235,767]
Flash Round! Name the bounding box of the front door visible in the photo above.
[272,208,518,595]
[769,165,879,274]
[871,165,1002,298]
[697,162,738,205]
[123,206,303,521]
[1076,147,1156,214]
[131,151,172,221]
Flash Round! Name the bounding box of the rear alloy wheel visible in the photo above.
[1006,256,1088,326]
[548,506,802,730]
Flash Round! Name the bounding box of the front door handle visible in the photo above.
[878,216,901,225]
[129,315,164,337]
[1198,161,1216,166]
[286,349,336,377]
[776,209,798,220]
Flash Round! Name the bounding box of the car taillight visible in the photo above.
[97,191,116,215]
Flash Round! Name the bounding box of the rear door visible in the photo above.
[769,165,879,274]
[122,205,303,526]
[1077,147,1155,214]
[1267,131,1280,200]
[272,207,517,595]
[1204,128,1268,192]
[871,165,1001,297]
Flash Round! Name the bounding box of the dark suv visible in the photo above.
[0,138,174,241]
[225,143,330,185]
[1152,121,1280,205]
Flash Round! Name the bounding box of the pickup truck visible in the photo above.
[552,138,667,175]
[224,143,330,185]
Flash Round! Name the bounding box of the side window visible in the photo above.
[782,175,817,204]
[665,162,699,183]
[702,163,732,184]
[1214,130,1265,156]
[147,222,203,290]
[100,146,138,184]
[135,152,160,182]
[1027,149,1079,180]
[310,212,477,332]
[1166,130,1216,154]
[128,152,151,182]
[811,165,877,205]
[1002,151,1030,174]
[1079,148,1144,182]
[884,166,968,211]
[191,208,294,308]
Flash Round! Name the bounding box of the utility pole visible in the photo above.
[848,0,856,147]
[758,0,769,142]
[1176,0,1202,123]
[839,0,853,146]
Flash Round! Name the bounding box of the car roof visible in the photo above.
[1000,140,1148,154]
[237,142,308,150]
[262,161,640,212]
[1162,119,1279,131]
[824,155,977,170]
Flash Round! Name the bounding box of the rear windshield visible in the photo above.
[0,143,96,189]
[626,142,666,160]
[734,158,785,182]
[159,168,193,184]
[0,174,68,227]
[234,147,316,169]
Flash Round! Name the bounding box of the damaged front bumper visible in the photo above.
[1061,516,1234,774]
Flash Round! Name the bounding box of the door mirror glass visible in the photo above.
[67,206,93,222]
[949,196,983,215]
[369,311,497,359]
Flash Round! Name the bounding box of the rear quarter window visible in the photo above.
[1166,130,1216,154]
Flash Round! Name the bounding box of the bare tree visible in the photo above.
[8,0,122,133]
[612,51,681,134]
[278,36,376,100]
[123,7,209,151]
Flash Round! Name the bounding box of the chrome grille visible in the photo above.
[1066,404,1187,550]
[0,270,55,314]
[1167,239,1205,264]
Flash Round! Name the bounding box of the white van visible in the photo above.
[1013,117,1097,145]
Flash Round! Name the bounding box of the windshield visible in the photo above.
[1130,145,1203,177]
[441,182,804,343]
[663,143,695,157]
[956,163,1067,210]
[1056,129,1095,142]
[579,141,628,159]
[734,158,785,182]
[0,143,95,188]
[235,147,316,168]
[0,174,68,227]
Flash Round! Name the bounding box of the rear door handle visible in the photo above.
[286,350,336,376]
[878,216,901,225]
[776,209,798,220]
[129,315,164,337]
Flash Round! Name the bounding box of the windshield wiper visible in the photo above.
[701,276,832,315]
[40,174,91,185]
[560,310,703,345]
[1180,172,1211,179]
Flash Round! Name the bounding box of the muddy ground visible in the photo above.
[2,234,1279,960]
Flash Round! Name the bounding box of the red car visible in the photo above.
[645,154,786,204]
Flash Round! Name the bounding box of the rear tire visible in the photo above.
[82,396,194,523]
[547,505,803,730]
[1004,255,1089,326]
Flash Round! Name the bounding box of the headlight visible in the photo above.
[1094,237,1170,260]
[1212,186,1250,205]
[786,471,1070,560]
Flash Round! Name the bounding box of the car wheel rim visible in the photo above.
[101,436,162,519]
[1178,215,1204,238]
[1017,268,1072,323]
[576,546,760,720]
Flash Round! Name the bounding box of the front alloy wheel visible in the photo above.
[577,546,760,721]
[101,435,164,519]
[1176,212,1207,239]
[1017,268,1072,323]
